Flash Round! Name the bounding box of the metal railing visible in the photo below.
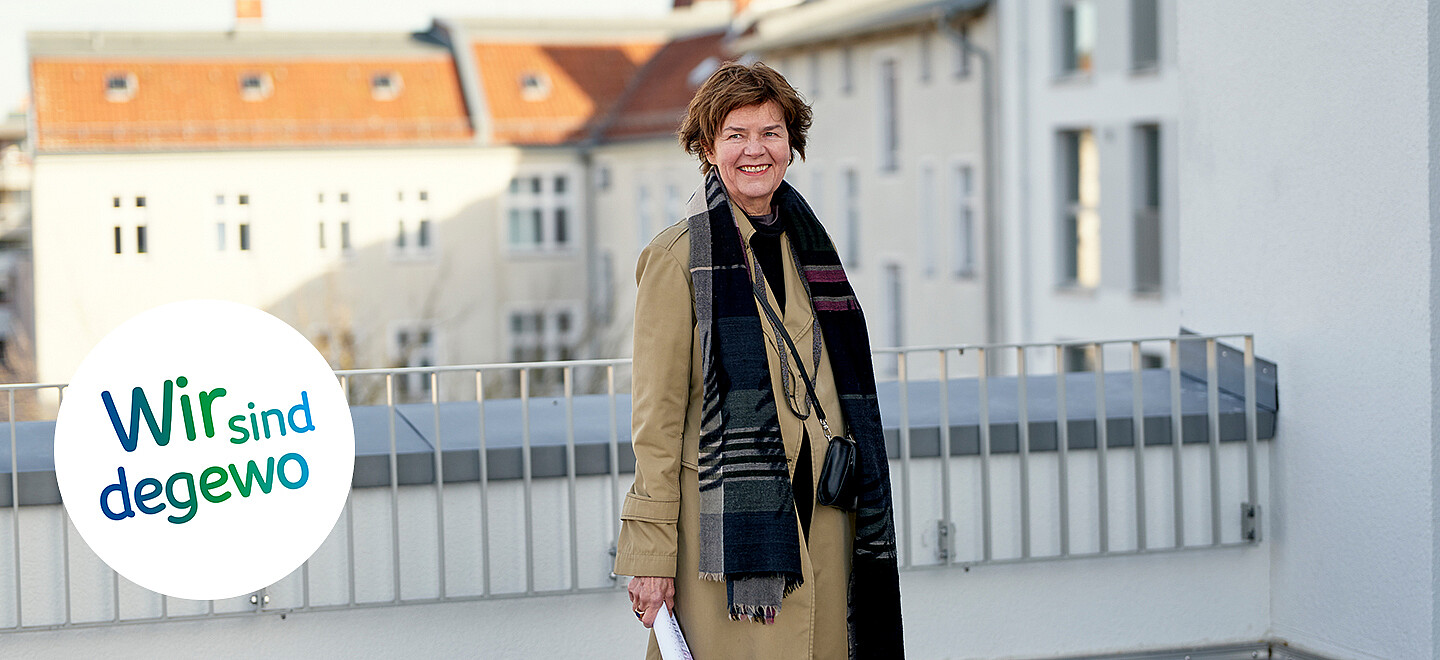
[0,334,1272,632]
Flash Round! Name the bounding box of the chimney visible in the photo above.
[236,0,263,28]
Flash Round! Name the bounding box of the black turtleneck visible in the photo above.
[747,207,812,539]
[746,208,786,310]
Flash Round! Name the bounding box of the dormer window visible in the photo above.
[371,72,403,101]
[239,72,273,101]
[105,72,137,102]
[519,72,551,101]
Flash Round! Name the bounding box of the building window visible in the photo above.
[371,71,403,101]
[395,221,407,249]
[392,323,437,401]
[952,25,973,78]
[135,196,146,208]
[1064,344,1096,372]
[1060,0,1097,75]
[239,223,252,251]
[520,72,551,101]
[843,168,860,268]
[135,226,148,254]
[312,328,357,369]
[919,32,933,83]
[841,46,854,95]
[1134,124,1162,293]
[553,210,567,245]
[1059,129,1100,287]
[636,184,652,252]
[341,221,352,251]
[214,194,227,250]
[878,59,900,172]
[1131,0,1160,70]
[418,219,432,249]
[112,196,121,208]
[239,72,274,101]
[318,222,326,249]
[663,184,681,227]
[105,72,137,102]
[503,168,575,253]
[919,163,936,276]
[419,190,428,202]
[508,306,580,364]
[340,192,349,204]
[238,194,249,206]
[113,226,122,254]
[953,164,976,277]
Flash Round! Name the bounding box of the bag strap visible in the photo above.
[749,282,840,442]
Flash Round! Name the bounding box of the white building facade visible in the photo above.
[738,0,998,371]
[997,0,1180,367]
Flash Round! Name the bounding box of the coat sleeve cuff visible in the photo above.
[613,547,677,579]
[614,513,679,578]
[621,492,680,523]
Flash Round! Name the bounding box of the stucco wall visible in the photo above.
[1177,2,1435,658]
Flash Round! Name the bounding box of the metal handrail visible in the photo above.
[0,333,1269,633]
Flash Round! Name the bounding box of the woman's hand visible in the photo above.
[627,576,676,629]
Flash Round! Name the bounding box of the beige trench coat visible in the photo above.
[614,205,854,660]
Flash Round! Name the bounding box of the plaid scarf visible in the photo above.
[688,171,905,658]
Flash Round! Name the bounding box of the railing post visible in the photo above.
[897,351,913,569]
[431,371,447,599]
[977,347,993,562]
[937,349,954,565]
[1016,346,1031,559]
[1243,336,1262,543]
[1169,339,1185,548]
[1206,339,1223,545]
[1055,345,1071,557]
[1093,344,1109,554]
[476,370,492,597]
[1131,341,1148,552]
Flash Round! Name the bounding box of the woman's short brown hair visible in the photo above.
[678,61,812,174]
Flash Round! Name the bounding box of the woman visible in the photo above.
[614,61,904,659]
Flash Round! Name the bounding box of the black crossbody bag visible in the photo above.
[749,284,860,512]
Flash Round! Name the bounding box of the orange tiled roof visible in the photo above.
[31,57,472,152]
[473,41,662,145]
[601,30,726,141]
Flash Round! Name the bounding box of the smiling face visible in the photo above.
[705,101,791,216]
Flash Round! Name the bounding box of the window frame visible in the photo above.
[1056,127,1101,289]
[1057,0,1097,79]
[951,158,979,279]
[874,52,902,174]
[504,169,578,256]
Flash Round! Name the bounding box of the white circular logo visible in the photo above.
[54,300,354,601]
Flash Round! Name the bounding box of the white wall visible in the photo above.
[0,441,1270,658]
[30,147,588,392]
[782,18,993,361]
[998,0,1183,347]
[1177,2,1435,659]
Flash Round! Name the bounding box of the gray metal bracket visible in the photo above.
[1241,503,1261,542]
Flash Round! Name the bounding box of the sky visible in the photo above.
[0,0,675,113]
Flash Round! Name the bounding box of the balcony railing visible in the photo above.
[0,333,1275,632]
